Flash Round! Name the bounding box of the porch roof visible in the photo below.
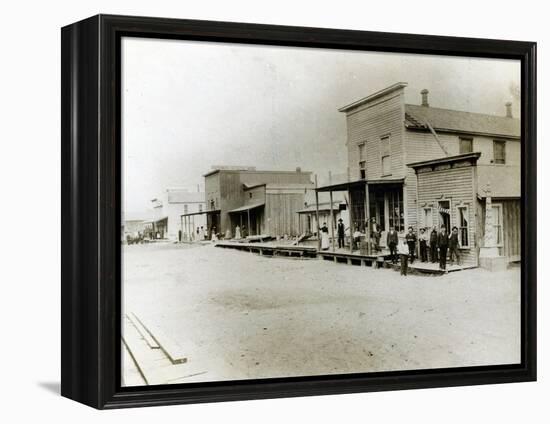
[296,201,342,214]
[151,216,168,224]
[227,202,265,213]
[315,177,404,192]
[180,209,220,217]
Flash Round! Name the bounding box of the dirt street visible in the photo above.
[122,242,520,385]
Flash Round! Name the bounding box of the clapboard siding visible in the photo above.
[345,88,405,181]
[240,171,312,186]
[405,130,520,166]
[415,166,477,267]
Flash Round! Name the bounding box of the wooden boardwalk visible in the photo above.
[215,241,318,258]
[214,242,474,274]
[317,250,390,268]
[408,262,476,274]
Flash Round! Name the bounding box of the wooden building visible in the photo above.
[296,201,347,236]
[150,188,206,241]
[317,82,520,264]
[203,167,313,238]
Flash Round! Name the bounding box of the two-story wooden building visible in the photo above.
[317,82,520,266]
[150,188,206,241]
[203,167,313,238]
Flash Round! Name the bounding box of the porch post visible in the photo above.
[329,190,335,252]
[247,209,251,236]
[348,188,354,253]
[364,182,371,255]
[315,174,321,250]
[480,183,499,257]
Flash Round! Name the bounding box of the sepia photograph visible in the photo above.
[120,36,521,387]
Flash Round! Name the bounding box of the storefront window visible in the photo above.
[457,205,469,247]
[388,188,404,232]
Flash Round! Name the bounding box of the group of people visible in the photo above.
[200,225,250,242]
[386,225,461,272]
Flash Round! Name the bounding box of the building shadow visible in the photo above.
[37,381,60,395]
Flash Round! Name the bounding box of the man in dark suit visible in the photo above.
[437,225,449,271]
[337,218,345,249]
[386,226,399,264]
[429,226,438,263]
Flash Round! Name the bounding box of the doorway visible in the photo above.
[438,200,450,232]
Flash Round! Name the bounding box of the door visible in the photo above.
[438,201,450,233]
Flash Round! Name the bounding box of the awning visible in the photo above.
[228,202,265,213]
[316,178,404,192]
[152,216,168,224]
[296,201,342,214]
[180,209,220,217]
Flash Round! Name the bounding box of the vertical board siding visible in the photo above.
[205,170,312,235]
[416,166,477,267]
[478,198,521,260]
[503,199,521,259]
[265,193,304,237]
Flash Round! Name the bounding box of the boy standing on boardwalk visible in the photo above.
[405,226,417,264]
[449,226,461,265]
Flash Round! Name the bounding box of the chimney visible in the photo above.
[421,89,429,107]
[505,102,513,118]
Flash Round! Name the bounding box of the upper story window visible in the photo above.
[380,135,391,176]
[199,204,203,212]
[493,140,506,164]
[184,204,188,214]
[459,137,473,154]
[359,161,366,180]
[358,143,365,161]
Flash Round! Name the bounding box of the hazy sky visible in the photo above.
[122,37,520,216]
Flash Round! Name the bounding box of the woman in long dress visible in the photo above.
[235,225,241,239]
[211,226,218,241]
[320,222,330,250]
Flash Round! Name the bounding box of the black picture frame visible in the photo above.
[61,14,537,409]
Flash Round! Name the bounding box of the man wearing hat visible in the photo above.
[337,218,345,248]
